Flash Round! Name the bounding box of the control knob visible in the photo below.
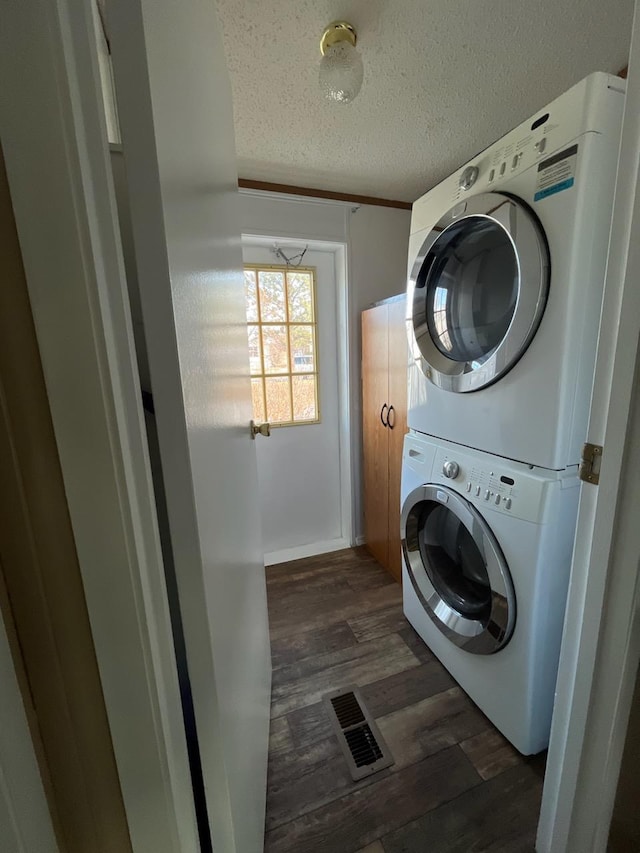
[459,166,479,191]
[442,460,460,479]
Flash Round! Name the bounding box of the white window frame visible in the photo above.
[245,263,320,427]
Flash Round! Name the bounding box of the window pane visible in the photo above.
[262,325,289,374]
[292,375,317,421]
[265,376,292,423]
[247,325,262,375]
[289,325,315,373]
[251,378,265,422]
[287,271,313,321]
[243,266,319,427]
[258,270,286,321]
[244,270,258,322]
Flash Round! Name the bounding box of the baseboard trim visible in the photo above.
[355,535,365,547]
[264,537,351,567]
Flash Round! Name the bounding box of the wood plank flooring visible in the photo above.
[264,548,545,853]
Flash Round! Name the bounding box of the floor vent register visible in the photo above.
[323,686,394,781]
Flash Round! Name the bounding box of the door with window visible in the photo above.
[242,246,346,563]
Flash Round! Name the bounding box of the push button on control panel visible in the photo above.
[466,468,515,512]
[499,162,506,176]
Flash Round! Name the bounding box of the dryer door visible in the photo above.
[401,484,515,654]
[408,192,549,393]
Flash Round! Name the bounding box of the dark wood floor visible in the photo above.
[264,548,545,853]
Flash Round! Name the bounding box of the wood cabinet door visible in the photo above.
[362,304,390,569]
[386,298,409,583]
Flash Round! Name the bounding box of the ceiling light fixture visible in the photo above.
[319,21,363,104]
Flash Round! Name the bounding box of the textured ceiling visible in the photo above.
[216,0,633,202]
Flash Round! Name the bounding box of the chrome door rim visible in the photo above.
[407,192,549,393]
[401,484,516,655]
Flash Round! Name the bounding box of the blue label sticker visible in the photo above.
[534,144,578,203]
[534,177,575,202]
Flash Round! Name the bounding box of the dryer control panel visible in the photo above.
[410,73,625,236]
[453,134,541,202]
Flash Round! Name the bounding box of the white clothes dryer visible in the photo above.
[406,72,625,469]
[400,430,580,754]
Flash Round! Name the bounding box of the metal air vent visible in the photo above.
[323,686,393,780]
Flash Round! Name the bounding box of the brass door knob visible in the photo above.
[250,420,271,439]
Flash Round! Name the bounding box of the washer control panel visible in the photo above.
[432,445,565,524]
[468,465,515,509]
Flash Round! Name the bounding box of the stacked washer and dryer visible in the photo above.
[400,73,625,755]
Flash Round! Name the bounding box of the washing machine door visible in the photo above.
[401,484,515,654]
[408,192,549,393]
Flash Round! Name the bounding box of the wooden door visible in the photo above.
[362,304,390,568]
[109,1,271,850]
[387,298,409,582]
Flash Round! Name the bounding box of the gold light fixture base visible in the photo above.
[320,21,357,56]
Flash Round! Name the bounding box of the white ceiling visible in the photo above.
[216,1,633,202]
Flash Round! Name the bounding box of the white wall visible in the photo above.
[91,0,120,143]
[347,204,412,542]
[239,190,411,542]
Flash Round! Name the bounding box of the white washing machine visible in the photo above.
[406,72,625,470]
[400,430,580,754]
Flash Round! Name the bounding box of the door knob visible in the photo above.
[250,420,271,439]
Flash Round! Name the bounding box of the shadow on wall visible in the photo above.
[608,660,640,851]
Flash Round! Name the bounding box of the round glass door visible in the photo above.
[401,484,515,654]
[408,193,549,393]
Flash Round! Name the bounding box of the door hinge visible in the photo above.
[579,442,603,485]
